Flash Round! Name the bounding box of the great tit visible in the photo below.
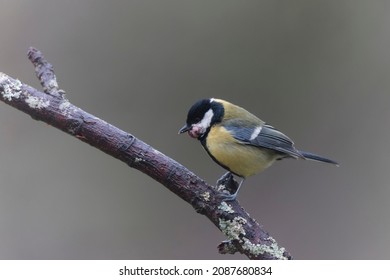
[179,98,338,201]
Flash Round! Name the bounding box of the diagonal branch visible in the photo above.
[0,47,292,260]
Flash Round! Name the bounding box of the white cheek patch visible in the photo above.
[198,109,214,131]
[249,126,262,141]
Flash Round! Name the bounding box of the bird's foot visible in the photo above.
[215,172,243,201]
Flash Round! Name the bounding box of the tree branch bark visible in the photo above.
[0,47,292,260]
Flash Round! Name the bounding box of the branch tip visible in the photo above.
[27,47,64,98]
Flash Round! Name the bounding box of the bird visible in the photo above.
[179,98,338,201]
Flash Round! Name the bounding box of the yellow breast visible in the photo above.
[205,125,278,178]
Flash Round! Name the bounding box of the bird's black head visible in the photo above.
[178,98,224,140]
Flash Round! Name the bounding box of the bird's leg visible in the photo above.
[219,178,245,201]
[215,172,244,201]
[216,171,234,186]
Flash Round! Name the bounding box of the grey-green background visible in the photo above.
[0,0,389,259]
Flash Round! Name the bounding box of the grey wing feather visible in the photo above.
[225,123,303,159]
[253,125,303,158]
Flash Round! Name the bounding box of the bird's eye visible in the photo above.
[194,117,201,123]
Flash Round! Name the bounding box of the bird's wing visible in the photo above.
[224,123,303,159]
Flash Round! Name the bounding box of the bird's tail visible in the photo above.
[299,150,339,166]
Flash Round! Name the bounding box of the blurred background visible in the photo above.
[0,0,389,259]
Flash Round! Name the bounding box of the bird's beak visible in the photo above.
[178,124,190,134]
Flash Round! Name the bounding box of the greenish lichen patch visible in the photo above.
[25,96,50,109]
[134,157,144,163]
[59,100,75,117]
[219,216,247,240]
[0,73,22,101]
[215,183,227,192]
[242,236,287,260]
[218,201,234,213]
[200,191,210,202]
